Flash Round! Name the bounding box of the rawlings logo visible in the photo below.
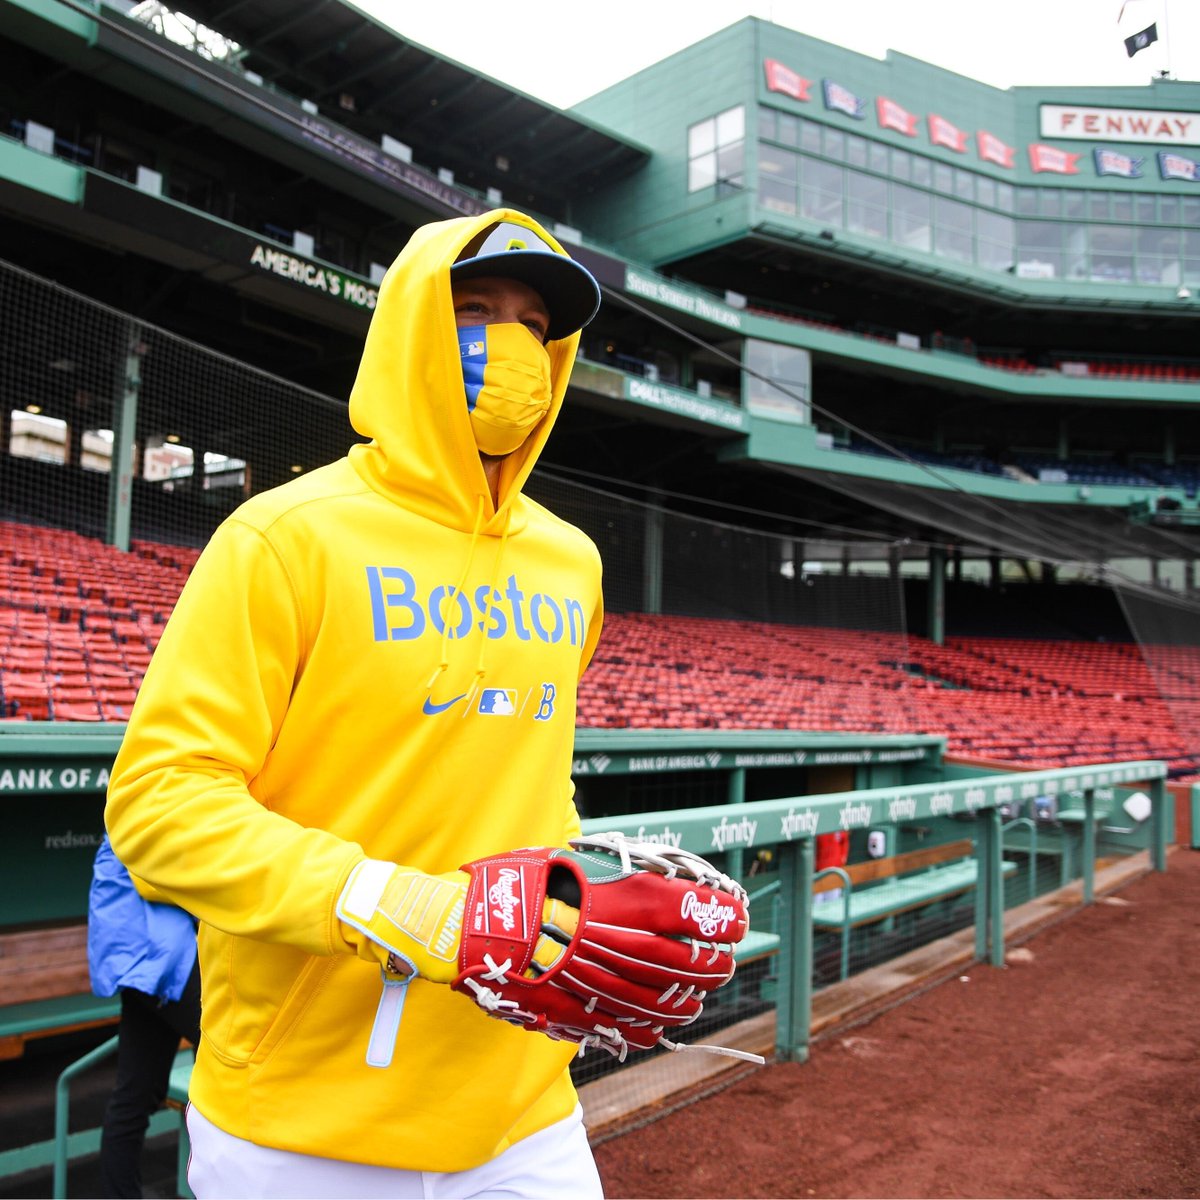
[681,890,738,937]
[487,867,524,934]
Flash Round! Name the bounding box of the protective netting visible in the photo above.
[0,255,907,650]
[1114,583,1200,782]
[528,471,907,632]
[0,256,357,550]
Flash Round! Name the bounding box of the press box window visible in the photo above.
[744,340,811,424]
[687,106,744,193]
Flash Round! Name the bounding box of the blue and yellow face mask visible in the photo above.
[458,322,552,457]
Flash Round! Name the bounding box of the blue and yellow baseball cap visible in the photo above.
[452,220,601,341]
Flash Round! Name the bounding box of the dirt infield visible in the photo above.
[594,849,1200,1200]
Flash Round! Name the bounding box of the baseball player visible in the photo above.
[105,209,750,1198]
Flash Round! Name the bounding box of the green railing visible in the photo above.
[580,758,1170,1062]
[19,753,1171,1192]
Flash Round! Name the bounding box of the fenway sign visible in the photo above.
[1040,104,1200,145]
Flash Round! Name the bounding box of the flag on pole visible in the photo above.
[1124,22,1159,56]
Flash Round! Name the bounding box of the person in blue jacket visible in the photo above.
[87,835,200,1199]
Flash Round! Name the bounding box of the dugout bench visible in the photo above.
[0,925,118,1061]
[810,836,1021,982]
[735,836,1020,991]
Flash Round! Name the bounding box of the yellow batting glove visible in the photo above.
[337,860,469,984]
[337,860,582,985]
[526,897,580,977]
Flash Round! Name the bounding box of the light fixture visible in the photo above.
[165,434,181,444]
[290,464,304,474]
[24,404,42,415]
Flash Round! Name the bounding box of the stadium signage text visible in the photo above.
[571,745,930,776]
[837,799,873,830]
[295,115,487,218]
[929,792,954,817]
[580,764,1163,854]
[781,807,820,839]
[623,378,747,432]
[249,245,378,311]
[624,270,743,330]
[710,815,757,851]
[633,824,683,848]
[0,764,110,793]
[735,751,806,767]
[1040,104,1199,145]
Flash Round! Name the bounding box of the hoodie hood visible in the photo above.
[348,210,583,535]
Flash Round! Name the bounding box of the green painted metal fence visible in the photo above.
[581,758,1169,1062]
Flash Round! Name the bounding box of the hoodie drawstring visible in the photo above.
[424,497,511,705]
[474,510,512,683]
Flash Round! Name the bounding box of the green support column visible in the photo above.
[1191,784,1200,852]
[972,807,1004,964]
[774,836,814,1063]
[1150,776,1168,870]
[973,825,986,960]
[928,545,946,646]
[106,328,142,552]
[641,496,663,615]
[986,806,1004,966]
[726,767,746,882]
[1081,789,1096,905]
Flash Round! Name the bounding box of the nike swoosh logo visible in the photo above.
[422,693,467,716]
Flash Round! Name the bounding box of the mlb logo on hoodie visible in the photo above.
[479,688,516,715]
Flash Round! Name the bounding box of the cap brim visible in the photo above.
[451,251,601,341]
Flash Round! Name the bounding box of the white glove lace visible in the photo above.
[570,832,749,903]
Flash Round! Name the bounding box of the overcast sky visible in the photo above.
[352,0,1199,108]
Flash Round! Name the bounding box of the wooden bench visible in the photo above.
[811,838,1018,931]
[0,924,119,1059]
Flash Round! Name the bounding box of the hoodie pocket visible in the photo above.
[249,954,338,1067]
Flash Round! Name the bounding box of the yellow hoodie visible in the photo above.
[105,209,604,1170]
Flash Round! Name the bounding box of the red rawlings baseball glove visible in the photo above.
[451,833,762,1062]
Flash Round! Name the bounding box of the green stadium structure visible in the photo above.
[0,4,1196,1189]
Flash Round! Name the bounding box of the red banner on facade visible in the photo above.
[976,130,1015,168]
[928,113,968,153]
[1028,143,1082,174]
[763,59,812,102]
[877,96,919,137]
